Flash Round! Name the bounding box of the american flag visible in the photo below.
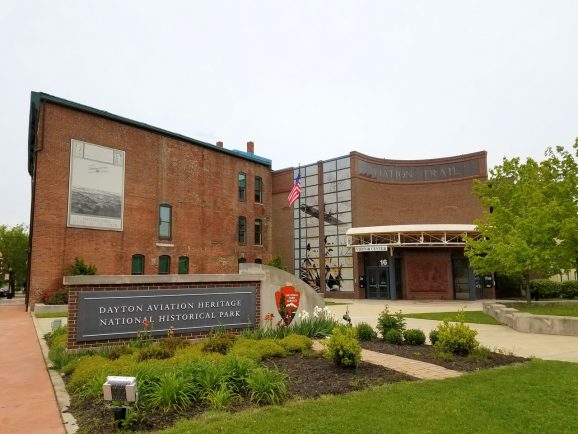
[288,173,301,206]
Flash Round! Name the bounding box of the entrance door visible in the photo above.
[452,257,470,300]
[366,266,389,299]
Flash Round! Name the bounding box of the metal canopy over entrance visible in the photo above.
[346,224,479,249]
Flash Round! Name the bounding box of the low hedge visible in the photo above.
[530,279,578,300]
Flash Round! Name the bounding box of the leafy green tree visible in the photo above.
[0,224,29,289]
[465,142,578,300]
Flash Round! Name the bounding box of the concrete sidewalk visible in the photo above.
[0,300,66,434]
[326,299,578,362]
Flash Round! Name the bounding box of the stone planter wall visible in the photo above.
[483,300,578,336]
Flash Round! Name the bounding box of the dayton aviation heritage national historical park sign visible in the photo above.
[76,287,256,342]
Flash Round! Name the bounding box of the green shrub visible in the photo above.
[290,314,340,338]
[144,371,195,412]
[192,360,230,394]
[434,312,479,356]
[202,332,237,355]
[325,326,362,368]
[44,325,68,347]
[230,338,287,361]
[102,345,134,360]
[377,305,406,338]
[356,322,377,341]
[159,337,191,353]
[49,345,76,370]
[246,367,287,405]
[204,383,240,410]
[44,289,69,305]
[221,354,258,393]
[429,329,440,345]
[67,257,97,275]
[278,334,312,352]
[561,281,578,299]
[403,329,426,345]
[530,279,561,300]
[384,329,403,345]
[137,345,174,362]
[467,345,492,361]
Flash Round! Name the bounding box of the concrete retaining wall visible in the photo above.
[34,303,69,314]
[483,301,578,336]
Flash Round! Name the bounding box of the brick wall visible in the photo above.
[66,280,261,350]
[29,101,272,305]
[271,168,295,272]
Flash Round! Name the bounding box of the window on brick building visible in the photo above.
[238,216,246,244]
[159,255,170,274]
[238,172,246,201]
[255,258,262,264]
[255,176,263,203]
[159,204,172,239]
[238,257,246,264]
[178,256,189,274]
[131,254,144,275]
[254,219,262,245]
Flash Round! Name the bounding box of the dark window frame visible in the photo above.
[159,204,172,240]
[178,256,189,274]
[255,176,263,203]
[159,255,171,274]
[254,218,262,245]
[238,172,247,201]
[131,254,145,275]
[238,216,247,244]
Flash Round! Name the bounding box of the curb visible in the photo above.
[32,314,79,434]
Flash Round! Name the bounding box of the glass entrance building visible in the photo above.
[272,150,494,300]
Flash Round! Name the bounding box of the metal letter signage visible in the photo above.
[76,287,256,342]
[357,159,480,183]
[354,245,389,252]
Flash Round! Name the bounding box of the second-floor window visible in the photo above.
[238,216,246,244]
[159,204,172,239]
[238,172,246,201]
[255,176,263,203]
[254,219,262,245]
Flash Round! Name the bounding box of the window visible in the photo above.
[178,256,189,274]
[238,216,246,244]
[159,204,172,239]
[238,257,246,264]
[255,176,263,203]
[131,254,144,275]
[255,258,262,264]
[238,172,246,201]
[159,255,170,274]
[254,219,262,245]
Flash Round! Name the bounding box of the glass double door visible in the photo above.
[366,266,389,299]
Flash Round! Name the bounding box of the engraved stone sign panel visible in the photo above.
[76,287,256,342]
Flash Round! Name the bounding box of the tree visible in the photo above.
[465,141,578,300]
[0,224,29,289]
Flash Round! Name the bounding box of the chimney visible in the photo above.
[216,141,223,148]
[246,141,254,154]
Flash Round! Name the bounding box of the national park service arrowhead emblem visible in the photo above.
[275,285,301,326]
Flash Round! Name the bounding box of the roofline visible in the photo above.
[346,224,477,235]
[27,91,271,175]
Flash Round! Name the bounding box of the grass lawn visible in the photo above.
[155,360,578,434]
[514,303,578,317]
[34,312,67,318]
[401,310,501,325]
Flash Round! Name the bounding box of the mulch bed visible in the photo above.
[359,340,528,371]
[262,352,415,399]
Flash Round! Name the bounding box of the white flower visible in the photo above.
[299,310,310,320]
[322,306,333,317]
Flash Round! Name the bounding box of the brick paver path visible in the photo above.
[313,340,463,380]
[0,302,65,434]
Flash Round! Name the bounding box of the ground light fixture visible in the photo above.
[102,376,138,427]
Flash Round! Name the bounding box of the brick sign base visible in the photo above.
[67,279,261,350]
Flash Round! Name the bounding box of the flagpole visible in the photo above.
[297,164,302,281]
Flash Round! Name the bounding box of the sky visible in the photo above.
[2,1,578,227]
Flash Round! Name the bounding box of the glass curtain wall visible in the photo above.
[292,156,353,292]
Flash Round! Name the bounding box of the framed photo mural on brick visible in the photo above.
[67,139,125,231]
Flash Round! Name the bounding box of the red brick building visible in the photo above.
[26,92,272,307]
[26,92,492,307]
[272,151,494,300]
